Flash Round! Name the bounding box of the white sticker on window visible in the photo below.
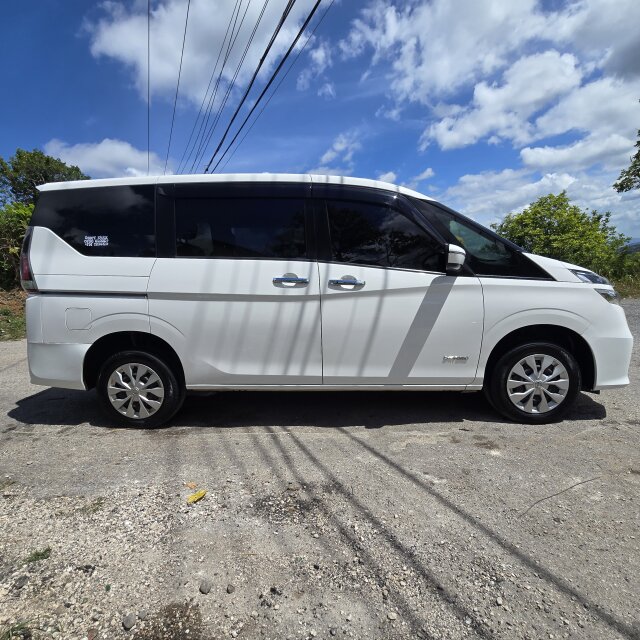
[84,235,109,247]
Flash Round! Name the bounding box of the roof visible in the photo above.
[37,173,433,201]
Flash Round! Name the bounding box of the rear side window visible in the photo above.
[32,186,155,257]
[326,200,444,272]
[175,198,307,259]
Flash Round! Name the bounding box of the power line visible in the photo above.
[210,0,323,173]
[147,0,151,175]
[164,0,192,174]
[220,0,334,172]
[176,0,243,174]
[203,0,298,173]
[188,0,262,174]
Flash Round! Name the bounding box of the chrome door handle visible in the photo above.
[273,276,309,284]
[329,278,366,286]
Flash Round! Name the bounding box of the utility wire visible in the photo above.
[176,0,243,174]
[210,0,323,173]
[188,0,262,173]
[164,0,192,174]
[220,0,334,172]
[204,0,298,172]
[147,0,151,175]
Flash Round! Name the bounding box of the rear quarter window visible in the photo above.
[32,185,155,257]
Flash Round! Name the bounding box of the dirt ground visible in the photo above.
[0,301,638,640]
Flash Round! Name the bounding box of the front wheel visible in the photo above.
[486,343,581,424]
[96,351,185,428]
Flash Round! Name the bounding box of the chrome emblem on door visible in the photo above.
[442,356,469,363]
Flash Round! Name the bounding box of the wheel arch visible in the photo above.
[482,325,595,391]
[83,331,185,390]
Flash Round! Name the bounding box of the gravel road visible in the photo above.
[1,301,638,640]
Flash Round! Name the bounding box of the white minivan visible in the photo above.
[21,174,633,427]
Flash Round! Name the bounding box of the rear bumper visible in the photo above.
[27,342,89,390]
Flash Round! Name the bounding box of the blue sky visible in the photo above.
[2,0,640,237]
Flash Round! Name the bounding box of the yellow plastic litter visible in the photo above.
[187,489,207,504]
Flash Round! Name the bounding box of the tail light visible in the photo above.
[20,227,38,292]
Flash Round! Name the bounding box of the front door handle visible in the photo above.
[329,278,366,287]
[273,275,309,285]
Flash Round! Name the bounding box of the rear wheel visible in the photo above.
[486,342,581,424]
[97,351,185,427]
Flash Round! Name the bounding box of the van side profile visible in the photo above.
[21,174,633,427]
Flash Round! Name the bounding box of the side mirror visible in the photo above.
[446,243,466,274]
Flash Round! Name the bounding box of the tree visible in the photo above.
[614,128,640,193]
[492,192,631,278]
[0,148,88,206]
[0,202,33,289]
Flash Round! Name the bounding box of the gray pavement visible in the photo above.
[0,301,638,640]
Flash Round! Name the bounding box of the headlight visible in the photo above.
[595,288,620,305]
[570,269,610,285]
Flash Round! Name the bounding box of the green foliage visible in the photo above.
[614,128,640,193]
[24,547,51,564]
[0,148,88,206]
[0,202,33,289]
[492,192,635,279]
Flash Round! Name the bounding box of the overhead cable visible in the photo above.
[209,0,323,173]
[203,0,299,172]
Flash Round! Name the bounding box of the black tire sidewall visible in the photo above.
[488,342,581,424]
[96,350,184,428]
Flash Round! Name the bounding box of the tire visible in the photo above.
[96,350,185,428]
[485,342,581,424]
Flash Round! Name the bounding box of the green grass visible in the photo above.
[24,547,51,564]
[0,621,32,640]
[612,275,640,298]
[0,306,25,341]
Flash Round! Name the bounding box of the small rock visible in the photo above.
[496,597,503,606]
[310,631,317,638]
[227,584,236,594]
[122,613,137,631]
[330,629,338,637]
[138,610,148,621]
[200,580,212,595]
[387,612,398,621]
[14,575,28,589]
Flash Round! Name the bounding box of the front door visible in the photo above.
[317,197,483,385]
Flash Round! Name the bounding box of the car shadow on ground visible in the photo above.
[7,386,606,430]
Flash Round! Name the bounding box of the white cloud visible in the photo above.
[86,0,318,105]
[44,138,166,177]
[424,51,582,149]
[377,170,396,183]
[521,134,634,172]
[441,167,640,237]
[413,168,434,182]
[319,131,361,165]
[318,82,336,99]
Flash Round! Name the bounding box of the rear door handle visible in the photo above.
[329,278,366,287]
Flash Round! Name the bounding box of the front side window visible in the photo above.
[32,186,155,257]
[326,200,443,272]
[411,198,551,278]
[175,198,307,259]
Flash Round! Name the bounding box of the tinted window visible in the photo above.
[411,198,551,279]
[327,200,443,272]
[32,186,155,257]
[175,198,307,259]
